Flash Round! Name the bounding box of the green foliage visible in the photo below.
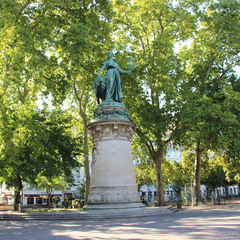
[77,182,86,197]
[174,0,240,147]
[0,0,113,206]
[1,0,239,207]
[164,150,209,194]
[34,175,68,192]
[112,0,199,205]
[216,153,240,184]
[202,164,227,191]
[169,0,240,204]
[0,108,82,190]
[162,160,184,194]
[135,161,156,191]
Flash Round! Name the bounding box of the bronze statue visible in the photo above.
[93,51,133,104]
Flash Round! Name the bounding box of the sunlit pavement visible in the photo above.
[0,203,239,240]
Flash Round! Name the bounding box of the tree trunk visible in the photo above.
[82,116,90,204]
[194,144,204,205]
[135,129,165,206]
[154,149,165,206]
[46,184,52,208]
[225,186,229,200]
[73,80,91,205]
[14,176,23,211]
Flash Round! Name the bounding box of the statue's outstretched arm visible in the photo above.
[117,66,133,74]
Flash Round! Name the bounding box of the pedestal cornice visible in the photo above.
[88,120,136,141]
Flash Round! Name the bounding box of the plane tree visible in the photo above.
[45,0,113,203]
[0,108,81,210]
[0,0,113,205]
[112,0,197,205]
[173,0,240,204]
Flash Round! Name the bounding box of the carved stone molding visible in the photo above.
[88,121,136,141]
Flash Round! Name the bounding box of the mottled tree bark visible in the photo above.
[154,148,165,206]
[14,176,23,211]
[83,119,90,204]
[194,143,204,205]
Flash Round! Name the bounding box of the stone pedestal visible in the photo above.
[85,101,143,210]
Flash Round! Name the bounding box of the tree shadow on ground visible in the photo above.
[0,204,239,240]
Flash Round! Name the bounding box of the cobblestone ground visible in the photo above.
[0,203,239,240]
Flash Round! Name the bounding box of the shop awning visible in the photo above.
[24,194,62,197]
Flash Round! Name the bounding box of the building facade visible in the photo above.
[21,167,85,206]
[0,182,14,206]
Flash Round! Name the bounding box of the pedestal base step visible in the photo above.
[0,206,173,221]
[84,202,144,210]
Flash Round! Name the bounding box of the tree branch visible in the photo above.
[135,128,156,160]
[153,12,164,33]
[201,59,215,93]
[73,78,81,103]
[152,23,156,41]
[139,35,146,59]
[163,17,176,29]
[73,78,86,120]
[16,0,31,23]
[139,22,150,49]
[31,9,48,31]
[1,62,11,97]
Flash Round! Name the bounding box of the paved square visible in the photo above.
[0,203,239,240]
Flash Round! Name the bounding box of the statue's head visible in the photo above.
[107,51,114,59]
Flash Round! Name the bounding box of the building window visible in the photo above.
[76,169,80,178]
[36,197,43,204]
[64,193,72,201]
[141,192,146,197]
[27,197,34,205]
